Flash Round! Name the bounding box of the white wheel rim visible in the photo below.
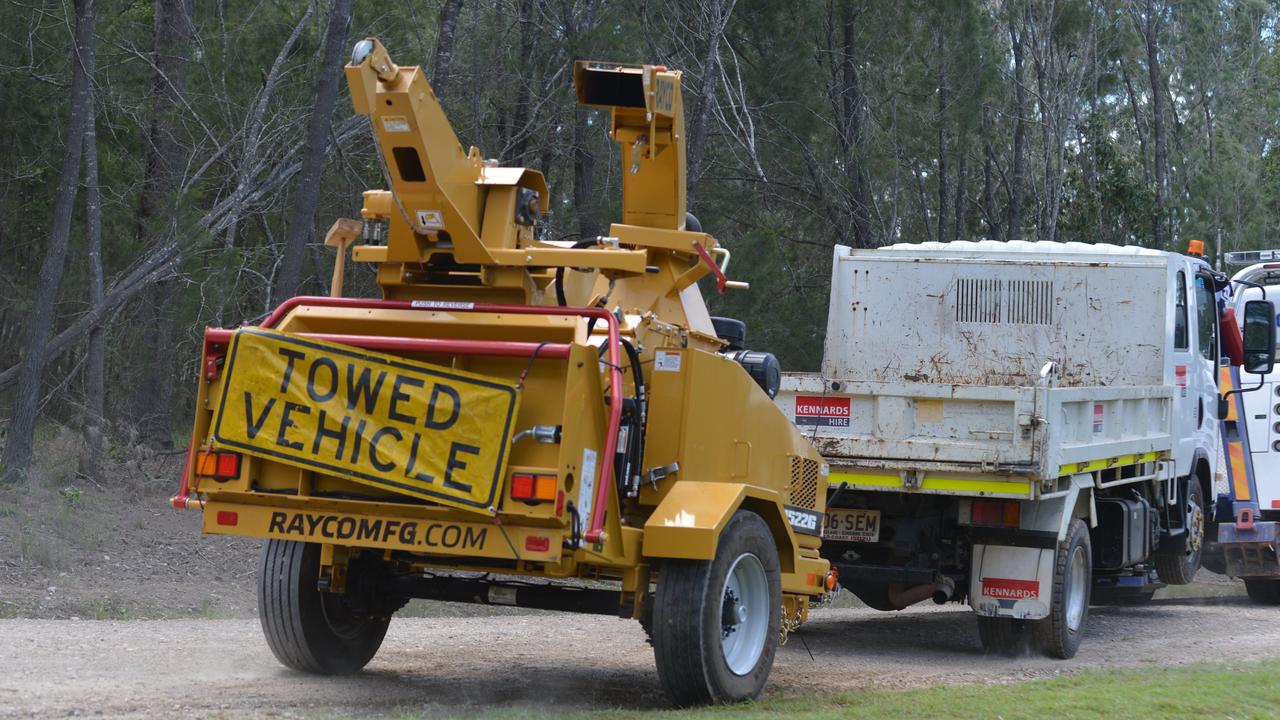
[1186,492,1204,555]
[1066,545,1087,632]
[720,553,769,676]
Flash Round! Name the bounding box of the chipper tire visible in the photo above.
[1154,479,1206,586]
[258,540,390,675]
[651,510,782,706]
[1032,518,1091,659]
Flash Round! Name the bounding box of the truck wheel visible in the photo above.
[1244,578,1280,605]
[1033,518,1091,659]
[651,510,782,706]
[976,616,1030,656]
[258,540,390,674]
[1155,479,1205,585]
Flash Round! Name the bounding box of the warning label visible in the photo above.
[794,395,851,428]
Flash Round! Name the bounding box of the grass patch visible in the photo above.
[349,660,1280,720]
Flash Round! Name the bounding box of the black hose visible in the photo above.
[554,239,600,307]
[618,338,646,498]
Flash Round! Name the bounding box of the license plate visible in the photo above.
[824,508,881,542]
[210,328,520,514]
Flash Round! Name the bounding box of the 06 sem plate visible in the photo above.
[824,508,881,543]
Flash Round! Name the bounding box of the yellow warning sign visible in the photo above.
[211,328,519,514]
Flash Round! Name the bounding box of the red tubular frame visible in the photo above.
[185,296,622,545]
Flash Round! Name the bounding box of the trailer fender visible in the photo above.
[642,481,798,571]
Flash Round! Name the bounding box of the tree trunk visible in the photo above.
[936,28,950,244]
[431,0,464,100]
[686,0,737,207]
[505,0,540,163]
[79,93,106,483]
[953,148,967,242]
[2,0,96,484]
[562,0,601,239]
[272,0,353,307]
[1007,11,1026,242]
[836,0,873,247]
[131,0,192,449]
[1144,0,1168,250]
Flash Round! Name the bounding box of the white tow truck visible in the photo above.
[1210,250,1280,603]
[778,240,1276,657]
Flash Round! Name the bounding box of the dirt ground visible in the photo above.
[2,450,1278,718]
[3,595,1280,719]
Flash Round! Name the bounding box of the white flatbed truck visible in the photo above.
[778,240,1276,657]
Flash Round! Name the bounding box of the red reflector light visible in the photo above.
[511,473,556,502]
[1272,500,1280,509]
[525,535,550,552]
[196,450,241,479]
[972,500,1019,528]
[215,510,239,526]
[511,473,535,500]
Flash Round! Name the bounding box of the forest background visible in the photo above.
[1,0,1277,483]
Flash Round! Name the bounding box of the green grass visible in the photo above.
[344,660,1280,720]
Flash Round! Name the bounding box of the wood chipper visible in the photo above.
[171,38,830,705]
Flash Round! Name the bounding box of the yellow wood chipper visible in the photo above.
[172,38,829,705]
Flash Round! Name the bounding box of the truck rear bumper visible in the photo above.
[1217,521,1280,577]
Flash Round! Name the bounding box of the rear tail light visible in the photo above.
[196,450,242,479]
[971,500,1020,528]
[510,472,557,502]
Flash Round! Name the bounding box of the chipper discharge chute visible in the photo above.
[171,38,830,706]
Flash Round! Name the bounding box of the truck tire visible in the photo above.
[651,510,782,706]
[1154,479,1205,585]
[1033,518,1091,659]
[258,540,390,674]
[1244,578,1280,605]
[976,616,1030,656]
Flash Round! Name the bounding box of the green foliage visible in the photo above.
[5,0,1280,446]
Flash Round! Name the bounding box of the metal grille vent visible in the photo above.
[955,278,1003,323]
[789,456,820,509]
[955,279,1053,325]
[1005,279,1053,324]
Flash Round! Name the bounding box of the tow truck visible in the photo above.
[1206,249,1280,603]
[172,40,829,706]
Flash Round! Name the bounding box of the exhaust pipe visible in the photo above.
[931,575,956,604]
[886,576,956,610]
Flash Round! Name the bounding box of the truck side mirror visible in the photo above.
[1242,299,1277,375]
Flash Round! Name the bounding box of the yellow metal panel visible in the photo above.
[828,470,903,488]
[921,477,1031,497]
[643,481,747,560]
[1055,451,1164,476]
[828,470,1031,497]
[210,328,520,514]
[202,501,561,562]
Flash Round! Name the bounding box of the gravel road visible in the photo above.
[3,595,1278,719]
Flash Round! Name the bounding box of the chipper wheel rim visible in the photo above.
[720,552,770,676]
